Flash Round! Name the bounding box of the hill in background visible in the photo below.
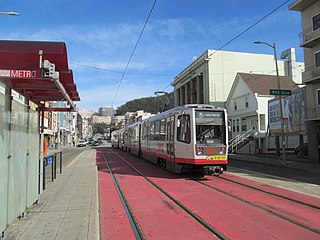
[116,92,174,115]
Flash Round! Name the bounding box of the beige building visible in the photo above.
[91,115,111,125]
[290,0,320,163]
[125,110,154,126]
[172,49,304,107]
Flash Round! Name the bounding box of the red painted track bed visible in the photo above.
[97,148,320,240]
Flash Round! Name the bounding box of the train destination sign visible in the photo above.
[0,69,38,79]
[269,89,292,96]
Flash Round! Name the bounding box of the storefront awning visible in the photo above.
[0,40,80,111]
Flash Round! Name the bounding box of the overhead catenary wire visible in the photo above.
[111,0,157,107]
[73,0,291,96]
[160,0,291,92]
[73,0,293,104]
[72,62,174,77]
[207,0,291,58]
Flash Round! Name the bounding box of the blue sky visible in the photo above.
[0,0,302,111]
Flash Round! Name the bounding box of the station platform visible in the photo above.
[3,147,320,239]
[4,148,99,240]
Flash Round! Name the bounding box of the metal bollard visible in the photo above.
[54,154,57,179]
[43,158,46,190]
[51,156,54,182]
[59,151,63,174]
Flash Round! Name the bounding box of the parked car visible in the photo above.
[92,140,99,146]
[77,140,87,147]
[294,143,308,156]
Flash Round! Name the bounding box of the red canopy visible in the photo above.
[0,40,80,110]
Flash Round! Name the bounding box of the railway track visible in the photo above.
[194,178,320,234]
[103,153,145,240]
[219,175,320,210]
[100,148,320,239]
[102,149,229,240]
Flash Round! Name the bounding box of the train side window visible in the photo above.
[160,118,166,141]
[145,124,150,140]
[150,122,155,140]
[154,120,161,141]
[141,124,146,140]
[177,114,191,143]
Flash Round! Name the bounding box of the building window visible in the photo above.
[317,89,320,106]
[234,100,237,110]
[236,119,239,132]
[245,96,249,108]
[315,51,320,68]
[232,119,235,132]
[241,119,247,131]
[260,114,266,131]
[313,13,320,31]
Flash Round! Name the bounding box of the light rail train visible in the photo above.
[111,104,229,175]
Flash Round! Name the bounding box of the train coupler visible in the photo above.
[203,166,223,176]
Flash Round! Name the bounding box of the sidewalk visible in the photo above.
[4,147,319,239]
[5,149,99,240]
[229,153,320,175]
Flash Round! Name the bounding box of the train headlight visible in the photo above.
[196,146,204,155]
[219,147,225,154]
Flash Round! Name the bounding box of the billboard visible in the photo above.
[268,88,306,134]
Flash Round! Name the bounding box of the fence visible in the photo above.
[0,84,40,236]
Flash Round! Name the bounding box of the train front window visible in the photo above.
[195,111,224,144]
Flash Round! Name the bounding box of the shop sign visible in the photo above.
[0,69,38,78]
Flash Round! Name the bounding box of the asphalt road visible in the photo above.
[60,141,111,167]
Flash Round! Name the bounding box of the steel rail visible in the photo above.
[195,180,320,235]
[102,154,145,240]
[219,175,320,211]
[108,149,229,240]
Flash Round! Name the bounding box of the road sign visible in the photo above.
[269,89,292,96]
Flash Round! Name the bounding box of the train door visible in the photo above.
[166,116,175,171]
[138,124,142,156]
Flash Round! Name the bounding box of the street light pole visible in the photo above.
[254,41,286,166]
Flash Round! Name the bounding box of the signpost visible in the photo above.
[269,89,292,96]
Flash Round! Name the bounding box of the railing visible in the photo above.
[302,65,320,82]
[299,26,320,47]
[42,152,63,190]
[228,128,256,153]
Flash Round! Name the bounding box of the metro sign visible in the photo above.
[0,69,38,78]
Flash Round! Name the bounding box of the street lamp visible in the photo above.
[254,41,286,166]
[0,11,19,16]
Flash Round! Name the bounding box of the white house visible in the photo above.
[226,73,298,154]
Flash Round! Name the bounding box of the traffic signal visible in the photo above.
[43,60,59,79]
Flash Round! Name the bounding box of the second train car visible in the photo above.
[111,104,229,175]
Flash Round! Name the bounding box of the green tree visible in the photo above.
[92,122,108,135]
[116,92,174,115]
